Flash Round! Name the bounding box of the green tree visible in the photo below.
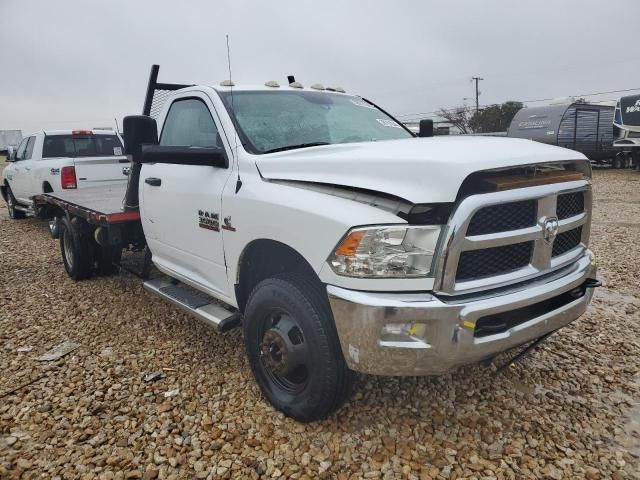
[469,101,523,133]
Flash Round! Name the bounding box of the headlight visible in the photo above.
[328,225,441,278]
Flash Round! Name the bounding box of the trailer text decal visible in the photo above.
[626,100,640,114]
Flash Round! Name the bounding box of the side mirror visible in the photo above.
[6,147,16,162]
[418,119,434,138]
[142,145,228,168]
[123,115,158,160]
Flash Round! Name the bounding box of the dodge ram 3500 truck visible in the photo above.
[2,129,127,232]
[33,66,599,421]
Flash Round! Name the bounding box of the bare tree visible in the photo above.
[437,106,474,134]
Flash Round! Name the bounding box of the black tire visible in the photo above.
[48,217,60,239]
[5,186,26,220]
[96,244,122,276]
[612,156,622,169]
[59,216,92,281]
[243,273,353,422]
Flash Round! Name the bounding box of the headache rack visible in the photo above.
[142,64,193,118]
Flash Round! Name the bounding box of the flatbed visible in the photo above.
[34,183,140,226]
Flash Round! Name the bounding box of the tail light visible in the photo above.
[72,130,93,135]
[61,166,77,189]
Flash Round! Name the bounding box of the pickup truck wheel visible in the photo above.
[59,217,92,281]
[612,157,622,169]
[5,186,26,220]
[48,217,60,239]
[243,274,353,422]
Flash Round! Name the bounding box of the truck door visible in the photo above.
[140,94,234,298]
[11,136,36,203]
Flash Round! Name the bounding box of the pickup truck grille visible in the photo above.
[435,180,591,295]
[467,200,537,235]
[557,192,584,220]
[457,242,533,281]
[552,226,583,257]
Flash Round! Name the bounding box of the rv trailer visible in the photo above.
[613,94,640,169]
[508,103,616,165]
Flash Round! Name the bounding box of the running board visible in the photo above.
[143,278,241,332]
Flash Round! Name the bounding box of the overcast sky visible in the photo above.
[1,0,639,134]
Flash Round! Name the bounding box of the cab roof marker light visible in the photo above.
[289,81,304,89]
[265,80,280,88]
[334,87,346,93]
[220,80,235,87]
[310,83,325,91]
[326,87,337,92]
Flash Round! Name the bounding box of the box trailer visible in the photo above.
[0,130,23,155]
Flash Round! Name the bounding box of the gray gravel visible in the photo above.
[1,168,639,479]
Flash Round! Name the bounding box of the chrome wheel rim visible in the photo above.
[63,229,74,269]
[7,195,14,216]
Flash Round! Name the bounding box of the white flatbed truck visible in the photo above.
[30,65,600,421]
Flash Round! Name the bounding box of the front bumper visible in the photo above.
[327,252,597,376]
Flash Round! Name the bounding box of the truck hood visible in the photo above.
[255,136,585,203]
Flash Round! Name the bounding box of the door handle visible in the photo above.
[145,177,162,186]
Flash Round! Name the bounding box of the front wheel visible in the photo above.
[612,157,622,169]
[5,186,26,220]
[243,273,353,422]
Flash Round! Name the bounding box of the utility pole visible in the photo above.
[472,76,484,113]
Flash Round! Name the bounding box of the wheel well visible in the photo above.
[43,181,53,193]
[235,239,322,313]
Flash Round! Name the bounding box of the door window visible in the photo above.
[24,136,36,160]
[160,98,221,148]
[15,138,28,161]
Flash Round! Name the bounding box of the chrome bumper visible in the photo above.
[327,252,596,376]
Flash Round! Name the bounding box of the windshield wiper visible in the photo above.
[263,142,330,154]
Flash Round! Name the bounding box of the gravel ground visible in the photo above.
[1,168,639,480]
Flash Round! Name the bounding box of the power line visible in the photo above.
[396,86,640,121]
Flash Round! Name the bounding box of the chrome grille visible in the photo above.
[557,192,584,220]
[467,200,537,235]
[552,226,583,257]
[434,180,591,295]
[457,242,533,281]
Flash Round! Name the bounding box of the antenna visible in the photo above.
[226,34,242,193]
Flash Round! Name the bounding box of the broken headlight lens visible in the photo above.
[329,225,441,278]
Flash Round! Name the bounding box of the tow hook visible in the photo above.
[585,278,602,288]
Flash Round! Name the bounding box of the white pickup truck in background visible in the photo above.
[1,129,127,222]
[30,66,600,421]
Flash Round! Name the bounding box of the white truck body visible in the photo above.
[2,129,127,206]
[28,78,598,421]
